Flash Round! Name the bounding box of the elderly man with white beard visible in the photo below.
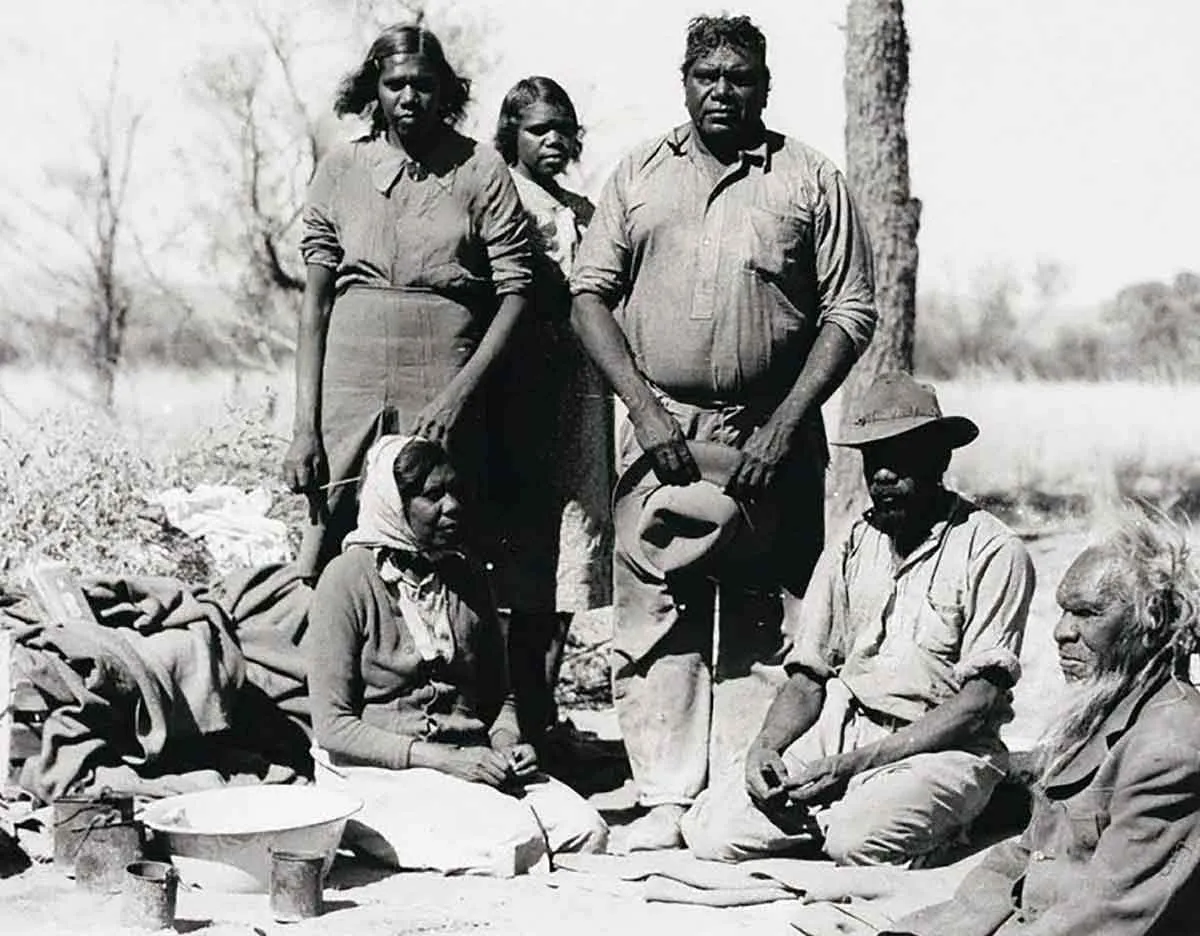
[885,511,1200,935]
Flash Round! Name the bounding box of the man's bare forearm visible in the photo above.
[570,291,660,416]
[768,323,857,431]
[752,670,827,754]
[835,677,1004,778]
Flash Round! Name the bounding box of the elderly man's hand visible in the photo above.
[727,414,800,501]
[630,399,700,486]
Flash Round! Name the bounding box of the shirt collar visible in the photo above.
[509,169,566,214]
[866,492,966,575]
[361,133,441,194]
[666,122,774,173]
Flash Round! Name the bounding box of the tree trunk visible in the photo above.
[829,0,921,522]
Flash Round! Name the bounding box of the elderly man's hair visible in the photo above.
[1098,510,1200,676]
[680,14,772,92]
[1039,508,1200,781]
[335,23,472,134]
[494,76,584,166]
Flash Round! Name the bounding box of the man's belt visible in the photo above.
[850,697,911,733]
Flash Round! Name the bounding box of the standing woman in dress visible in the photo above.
[282,24,533,579]
[490,78,614,751]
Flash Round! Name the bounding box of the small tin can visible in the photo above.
[121,860,179,930]
[269,848,325,922]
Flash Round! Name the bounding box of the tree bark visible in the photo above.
[829,0,921,521]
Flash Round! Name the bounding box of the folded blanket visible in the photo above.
[212,563,313,720]
[4,566,326,801]
[9,576,246,801]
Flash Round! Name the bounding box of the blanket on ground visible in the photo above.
[4,566,315,801]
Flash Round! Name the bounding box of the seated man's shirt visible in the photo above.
[785,495,1035,752]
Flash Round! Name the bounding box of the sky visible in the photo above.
[2,0,1198,311]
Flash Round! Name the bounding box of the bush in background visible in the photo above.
[916,269,1200,381]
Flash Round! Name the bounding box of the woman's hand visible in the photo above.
[411,388,469,447]
[434,746,511,787]
[282,430,328,523]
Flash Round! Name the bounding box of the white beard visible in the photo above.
[1036,670,1130,783]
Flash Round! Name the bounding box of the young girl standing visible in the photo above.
[490,78,613,753]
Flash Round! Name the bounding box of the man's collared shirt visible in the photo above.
[785,495,1036,739]
[570,123,876,405]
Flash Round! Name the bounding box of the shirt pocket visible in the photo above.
[919,592,965,660]
[1064,790,1112,858]
[744,205,813,280]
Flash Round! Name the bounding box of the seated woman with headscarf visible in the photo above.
[305,435,608,875]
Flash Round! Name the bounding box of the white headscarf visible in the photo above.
[342,434,457,664]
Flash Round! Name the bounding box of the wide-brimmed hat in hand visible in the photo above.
[833,372,979,449]
[613,441,777,578]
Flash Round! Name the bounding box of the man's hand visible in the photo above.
[784,756,849,807]
[746,743,791,806]
[630,399,700,486]
[726,413,801,501]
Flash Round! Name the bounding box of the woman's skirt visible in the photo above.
[312,747,608,875]
[295,286,488,578]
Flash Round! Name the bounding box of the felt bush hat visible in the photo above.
[833,372,979,449]
[612,441,777,578]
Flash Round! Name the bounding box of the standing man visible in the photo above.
[571,14,876,851]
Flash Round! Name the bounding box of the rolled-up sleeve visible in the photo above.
[783,537,851,681]
[569,160,632,305]
[952,536,1035,687]
[470,155,534,298]
[813,162,876,356]
[301,152,344,271]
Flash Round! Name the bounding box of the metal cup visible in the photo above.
[269,849,325,923]
[121,860,179,930]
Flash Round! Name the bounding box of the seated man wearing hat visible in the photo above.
[681,372,1036,866]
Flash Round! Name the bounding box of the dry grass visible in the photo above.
[935,378,1200,523]
[3,366,1198,724]
[0,366,300,585]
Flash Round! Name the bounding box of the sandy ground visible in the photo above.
[0,858,805,936]
[0,530,1090,936]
